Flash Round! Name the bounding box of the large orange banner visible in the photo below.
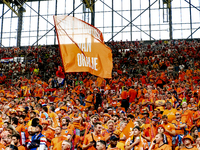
[53,15,113,78]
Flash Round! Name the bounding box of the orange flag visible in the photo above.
[122,120,134,138]
[53,15,113,78]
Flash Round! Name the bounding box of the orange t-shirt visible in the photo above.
[181,109,193,131]
[162,123,175,146]
[69,112,81,129]
[121,91,128,100]
[85,95,93,108]
[128,89,137,103]
[42,129,54,149]
[61,128,73,137]
[83,133,106,150]
[171,119,185,135]
[180,147,198,150]
[162,109,177,123]
[194,111,200,126]
[51,136,67,150]
[49,112,60,127]
[15,124,25,134]
[154,144,172,150]
[17,145,26,150]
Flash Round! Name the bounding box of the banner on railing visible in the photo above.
[1,57,24,63]
[1,57,13,63]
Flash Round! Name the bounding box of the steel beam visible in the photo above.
[0,9,10,19]
[54,0,57,45]
[25,3,54,27]
[106,0,158,42]
[36,0,40,46]
[17,7,24,47]
[184,0,200,12]
[185,0,200,39]
[130,0,132,41]
[0,4,5,47]
[111,0,113,41]
[169,1,172,40]
[149,0,151,41]
[91,0,95,26]
[31,2,83,46]
[2,0,18,16]
[73,0,75,17]
[189,0,192,39]
[187,26,200,39]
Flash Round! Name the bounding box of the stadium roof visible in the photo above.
[0,0,48,4]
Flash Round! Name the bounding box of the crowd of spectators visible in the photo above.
[0,39,199,150]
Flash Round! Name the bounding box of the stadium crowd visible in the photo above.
[0,39,199,150]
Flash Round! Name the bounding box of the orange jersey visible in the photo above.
[194,111,200,126]
[15,124,25,134]
[162,109,177,123]
[83,133,106,150]
[61,128,73,137]
[69,112,81,129]
[162,123,175,146]
[180,147,198,150]
[51,136,67,150]
[17,145,26,150]
[181,109,193,130]
[171,119,185,135]
[125,136,149,150]
[42,129,54,149]
[49,112,60,127]
[154,144,172,150]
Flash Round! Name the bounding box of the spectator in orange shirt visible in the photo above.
[83,122,106,150]
[188,98,197,112]
[180,135,198,150]
[61,140,71,150]
[102,120,115,142]
[162,101,177,123]
[50,126,67,150]
[125,126,149,150]
[172,111,186,148]
[194,105,200,132]
[181,102,193,133]
[11,134,26,150]
[162,115,176,146]
[128,86,137,103]
[149,133,172,150]
[96,140,106,150]
[41,120,54,149]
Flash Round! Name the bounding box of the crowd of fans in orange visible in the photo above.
[0,40,200,150]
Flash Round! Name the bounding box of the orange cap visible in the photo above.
[182,135,193,143]
[60,106,68,112]
[103,113,111,118]
[113,130,122,136]
[41,120,49,125]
